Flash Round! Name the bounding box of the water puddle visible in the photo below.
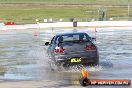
[0,28,131,88]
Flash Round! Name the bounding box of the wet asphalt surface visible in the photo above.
[0,28,132,88]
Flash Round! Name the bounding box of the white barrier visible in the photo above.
[1,21,132,30]
[39,21,132,28]
[38,22,73,28]
[0,24,39,30]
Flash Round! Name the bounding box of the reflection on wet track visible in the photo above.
[0,28,132,88]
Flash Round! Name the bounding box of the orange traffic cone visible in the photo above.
[81,67,89,78]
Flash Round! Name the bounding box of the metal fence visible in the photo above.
[37,17,132,23]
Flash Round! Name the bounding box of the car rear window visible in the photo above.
[63,34,79,41]
[56,33,90,43]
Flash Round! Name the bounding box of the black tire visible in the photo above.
[79,77,91,87]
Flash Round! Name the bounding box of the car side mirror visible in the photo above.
[45,42,50,46]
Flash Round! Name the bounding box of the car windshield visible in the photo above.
[56,33,90,43]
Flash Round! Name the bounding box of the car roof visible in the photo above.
[56,32,88,36]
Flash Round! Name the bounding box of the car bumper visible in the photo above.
[54,53,99,66]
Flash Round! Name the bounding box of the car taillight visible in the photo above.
[85,45,96,51]
[54,48,65,53]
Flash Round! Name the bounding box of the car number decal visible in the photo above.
[71,58,81,62]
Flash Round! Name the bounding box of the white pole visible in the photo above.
[128,0,130,20]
